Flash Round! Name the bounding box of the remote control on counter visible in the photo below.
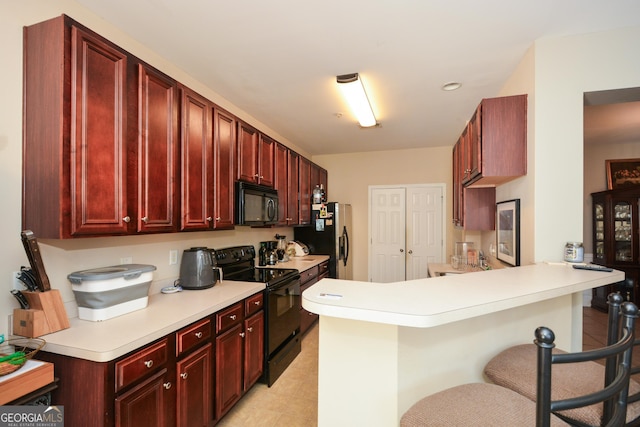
[572,264,613,272]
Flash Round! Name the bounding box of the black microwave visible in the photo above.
[235,182,278,225]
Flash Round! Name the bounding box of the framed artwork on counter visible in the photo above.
[496,199,520,267]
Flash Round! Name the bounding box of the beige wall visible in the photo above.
[532,26,640,262]
[313,146,453,281]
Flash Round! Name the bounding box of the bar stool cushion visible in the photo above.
[484,344,640,425]
[400,382,569,426]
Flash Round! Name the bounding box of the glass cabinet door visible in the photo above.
[594,202,605,263]
[614,201,633,262]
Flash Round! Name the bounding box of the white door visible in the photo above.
[406,186,443,280]
[370,188,406,283]
[370,185,444,283]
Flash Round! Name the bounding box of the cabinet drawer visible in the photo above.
[245,292,264,317]
[318,261,329,277]
[300,265,319,284]
[116,338,169,392]
[176,318,212,356]
[216,302,243,334]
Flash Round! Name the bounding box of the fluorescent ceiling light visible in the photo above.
[336,73,377,128]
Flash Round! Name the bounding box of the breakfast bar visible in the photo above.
[302,263,624,427]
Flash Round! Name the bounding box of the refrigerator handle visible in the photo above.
[342,226,349,266]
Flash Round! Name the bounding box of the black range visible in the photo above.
[215,245,302,386]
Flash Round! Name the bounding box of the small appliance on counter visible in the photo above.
[67,264,157,321]
[289,241,309,257]
[178,247,221,290]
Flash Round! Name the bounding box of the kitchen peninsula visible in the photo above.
[302,263,624,427]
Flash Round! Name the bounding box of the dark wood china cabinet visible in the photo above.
[591,186,640,311]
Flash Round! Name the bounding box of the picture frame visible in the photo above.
[606,158,640,190]
[496,199,520,267]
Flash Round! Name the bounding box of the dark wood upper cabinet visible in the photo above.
[236,122,275,187]
[274,142,289,225]
[237,122,260,184]
[299,156,311,225]
[180,87,214,231]
[23,14,327,238]
[463,94,527,187]
[287,150,300,225]
[213,108,236,229]
[23,15,133,238]
[136,64,179,233]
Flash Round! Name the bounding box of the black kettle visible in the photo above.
[179,247,220,290]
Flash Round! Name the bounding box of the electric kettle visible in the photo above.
[178,247,220,290]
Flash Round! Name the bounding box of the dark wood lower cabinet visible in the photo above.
[38,292,264,426]
[116,369,173,427]
[177,343,212,427]
[215,324,243,420]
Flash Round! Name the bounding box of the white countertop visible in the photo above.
[39,280,265,362]
[303,263,624,328]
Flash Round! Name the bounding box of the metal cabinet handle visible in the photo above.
[247,327,253,333]
[400,249,404,253]
[163,382,172,390]
[180,372,188,380]
[239,332,245,338]
[216,217,221,221]
[254,301,261,306]
[408,250,413,254]
[229,315,237,320]
[144,360,153,368]
[195,332,203,339]
[141,216,148,223]
[206,217,213,222]
[123,216,131,223]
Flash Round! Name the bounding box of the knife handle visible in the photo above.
[20,230,51,292]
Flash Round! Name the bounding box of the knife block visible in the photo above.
[13,290,70,337]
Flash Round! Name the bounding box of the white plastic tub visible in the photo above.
[67,264,156,321]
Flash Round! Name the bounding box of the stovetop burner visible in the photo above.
[216,245,300,289]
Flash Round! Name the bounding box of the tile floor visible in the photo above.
[215,307,627,426]
[216,323,319,427]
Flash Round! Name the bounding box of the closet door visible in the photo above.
[370,187,406,283]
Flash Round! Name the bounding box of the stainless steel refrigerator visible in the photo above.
[294,202,352,280]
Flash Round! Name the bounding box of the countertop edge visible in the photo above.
[39,281,266,362]
[302,264,624,328]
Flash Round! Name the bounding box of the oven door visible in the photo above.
[266,278,301,357]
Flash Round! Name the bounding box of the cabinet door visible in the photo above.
[71,26,130,236]
[215,323,243,419]
[287,150,300,225]
[213,108,236,229]
[466,107,481,182]
[452,142,461,226]
[180,87,213,230]
[237,122,259,184]
[299,156,311,225]
[593,197,605,264]
[177,343,212,427]
[115,368,173,427]
[258,134,275,187]
[612,198,636,264]
[137,64,179,233]
[243,311,264,391]
[274,142,289,225]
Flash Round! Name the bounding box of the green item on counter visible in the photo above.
[0,351,26,363]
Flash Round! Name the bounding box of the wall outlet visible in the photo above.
[120,257,133,265]
[12,271,23,290]
[169,250,178,265]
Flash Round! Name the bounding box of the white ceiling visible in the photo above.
[74,0,640,155]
